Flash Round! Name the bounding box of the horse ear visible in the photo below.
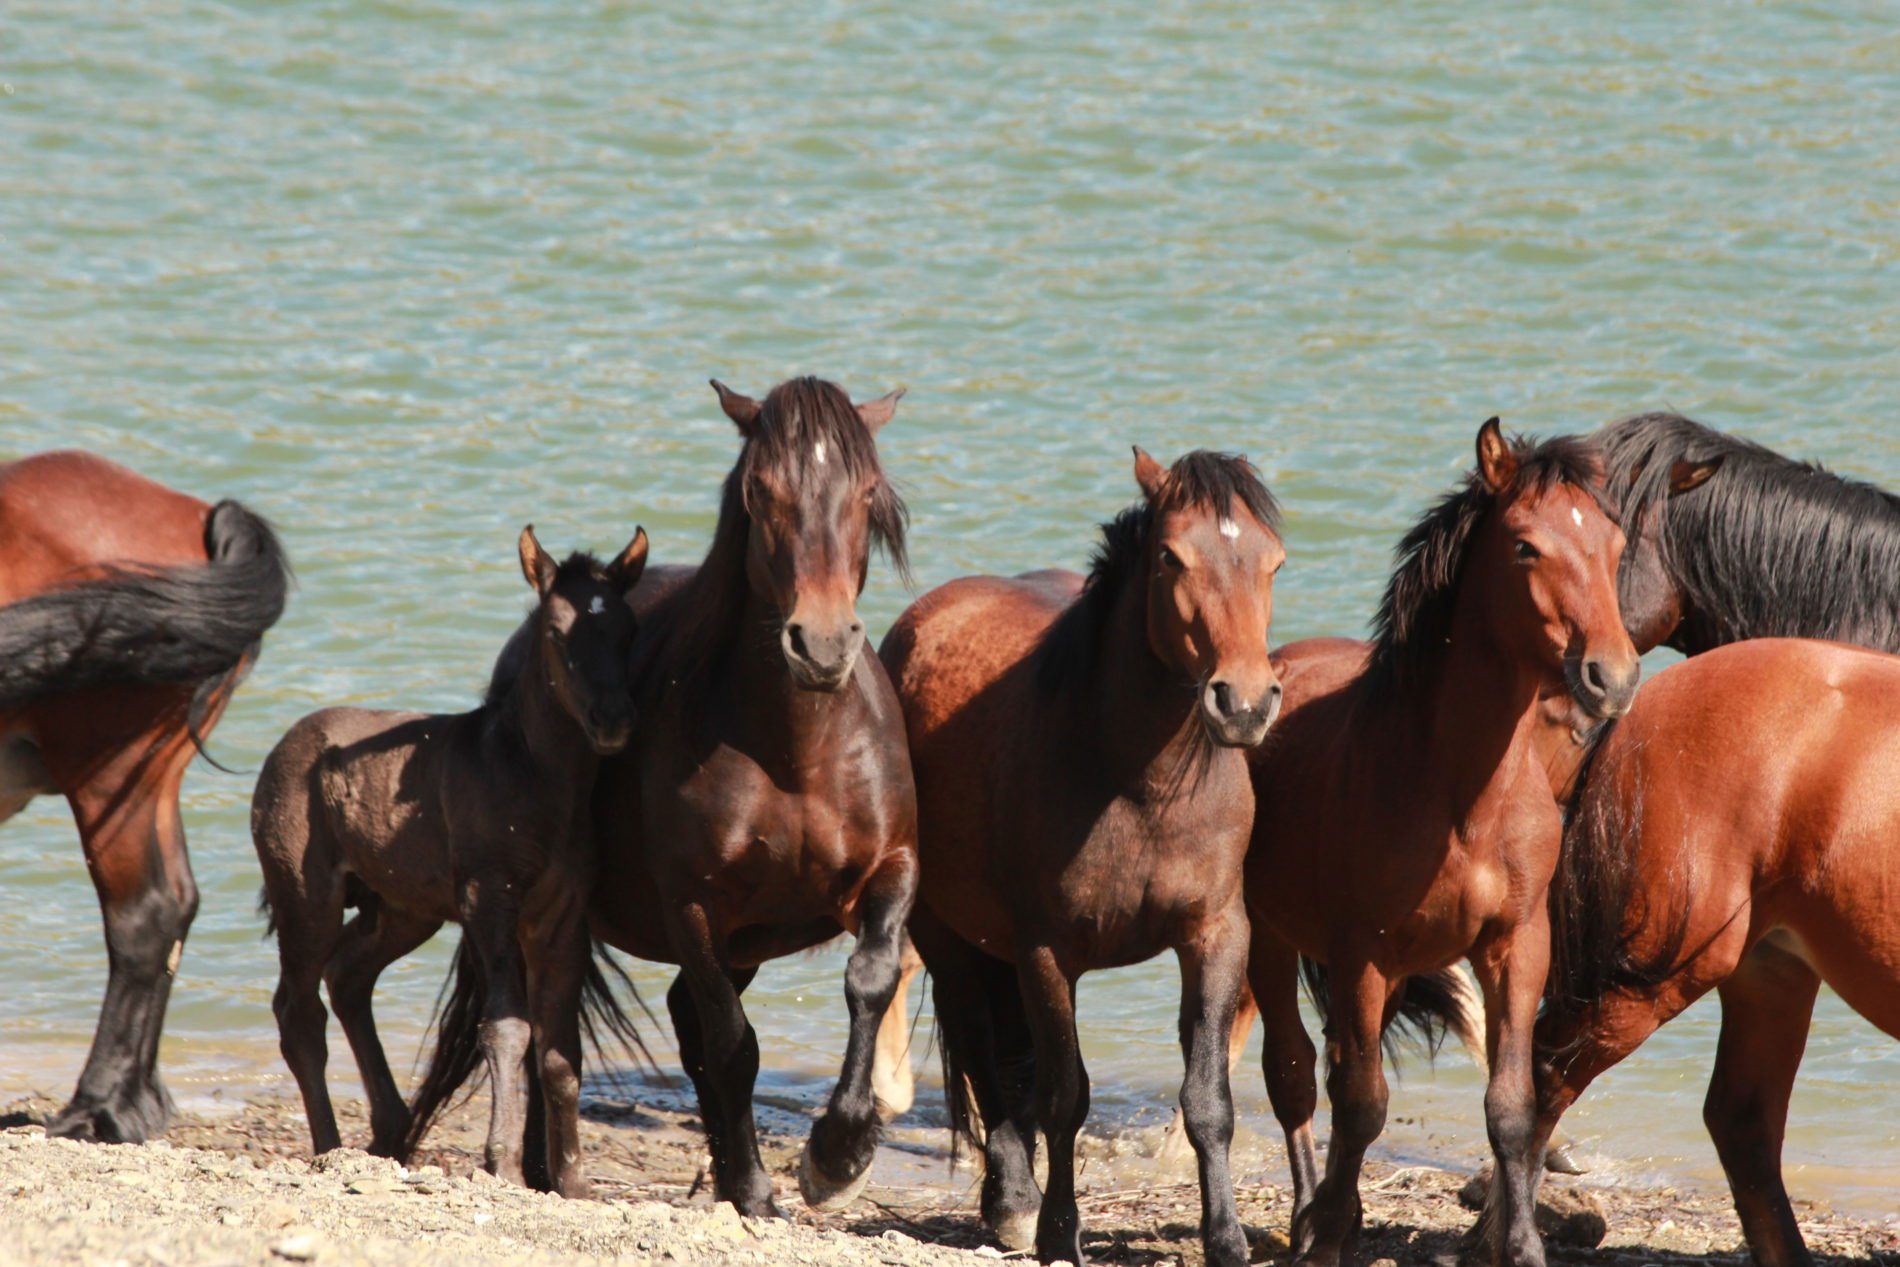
[1475,417,1518,493]
[518,524,556,599]
[1132,446,1170,501]
[1669,455,1721,495]
[710,379,762,436]
[609,527,649,594]
[856,387,905,433]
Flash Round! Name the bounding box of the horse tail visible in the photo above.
[402,936,655,1160]
[0,498,289,729]
[1299,957,1467,1061]
[931,957,1032,1164]
[934,1014,984,1161]
[1544,719,1686,1043]
[402,938,489,1160]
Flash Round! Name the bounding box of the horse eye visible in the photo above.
[1159,546,1184,571]
[1514,539,1540,562]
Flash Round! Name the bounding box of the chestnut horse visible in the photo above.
[1537,639,1900,1267]
[413,377,916,1215]
[0,450,288,1142]
[1242,422,1637,1267]
[882,448,1285,1267]
[1196,410,1890,1173]
[257,526,646,1196]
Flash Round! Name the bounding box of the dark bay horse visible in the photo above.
[1537,638,1900,1267]
[0,450,288,1143]
[413,377,917,1218]
[882,448,1285,1267]
[254,527,646,1197]
[1243,422,1638,1267]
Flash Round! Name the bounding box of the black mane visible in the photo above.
[1365,432,1605,697]
[1599,411,1900,654]
[1037,450,1280,697]
[663,377,909,677]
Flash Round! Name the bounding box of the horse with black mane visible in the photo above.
[1513,415,1900,1267]
[0,450,288,1144]
[255,525,647,1197]
[411,377,917,1216]
[883,447,1285,1266]
[1243,422,1637,1267]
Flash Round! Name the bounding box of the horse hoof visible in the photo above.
[797,1142,872,1212]
[1543,1143,1587,1175]
[47,1086,169,1145]
[991,1208,1039,1253]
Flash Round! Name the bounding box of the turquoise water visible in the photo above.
[3,0,1898,1220]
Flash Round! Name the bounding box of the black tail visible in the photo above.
[0,498,289,736]
[931,956,1034,1165]
[1299,957,1466,1062]
[1544,720,1687,1048]
[402,936,655,1161]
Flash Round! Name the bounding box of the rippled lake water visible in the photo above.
[2,0,1897,1218]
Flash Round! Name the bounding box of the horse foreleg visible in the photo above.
[1300,956,1389,1267]
[524,898,592,1199]
[1250,930,1319,1241]
[870,935,924,1121]
[1704,940,1821,1267]
[1017,946,1087,1267]
[1158,976,1256,1167]
[665,903,777,1216]
[51,757,196,1143]
[1175,902,1250,1267]
[1471,917,1551,1267]
[800,853,914,1211]
[1442,962,1583,1174]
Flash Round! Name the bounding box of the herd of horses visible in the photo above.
[1,385,1896,1267]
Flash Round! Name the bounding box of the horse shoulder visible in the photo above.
[881,574,1061,735]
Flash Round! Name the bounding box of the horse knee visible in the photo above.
[844,942,901,1017]
[482,1016,531,1068]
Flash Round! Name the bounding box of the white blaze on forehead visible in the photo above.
[1571,507,1584,528]
[589,596,606,615]
[1218,517,1241,540]
[813,440,827,466]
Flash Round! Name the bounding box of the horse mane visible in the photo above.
[655,377,909,680]
[1600,411,1900,653]
[1364,432,1606,699]
[1036,450,1280,698]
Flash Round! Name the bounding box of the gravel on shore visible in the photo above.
[0,1090,1894,1267]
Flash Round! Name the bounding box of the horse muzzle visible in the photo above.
[1201,679,1283,748]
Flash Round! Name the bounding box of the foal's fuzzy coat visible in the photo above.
[252,527,645,1197]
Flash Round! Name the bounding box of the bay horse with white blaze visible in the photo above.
[882,448,1285,1267]
[0,450,287,1143]
[1539,638,1900,1267]
[255,525,647,1197]
[414,377,917,1216]
[1242,421,1637,1267]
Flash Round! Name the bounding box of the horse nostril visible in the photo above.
[1210,681,1237,718]
[847,620,864,638]
[1582,659,1609,697]
[786,622,811,661]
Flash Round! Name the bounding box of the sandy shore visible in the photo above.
[0,1089,1893,1267]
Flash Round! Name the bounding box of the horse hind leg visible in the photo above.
[869,936,924,1121]
[49,752,198,1144]
[1703,939,1822,1267]
[912,906,1041,1252]
[324,894,440,1156]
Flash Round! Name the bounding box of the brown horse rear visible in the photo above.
[0,450,287,1142]
[1537,638,1900,1267]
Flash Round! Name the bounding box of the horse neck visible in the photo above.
[1377,580,1548,813]
[494,638,595,794]
[1084,580,1209,795]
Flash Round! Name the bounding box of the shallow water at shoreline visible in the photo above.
[3,0,1899,1220]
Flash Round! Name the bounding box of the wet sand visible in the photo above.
[1,1084,1893,1267]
